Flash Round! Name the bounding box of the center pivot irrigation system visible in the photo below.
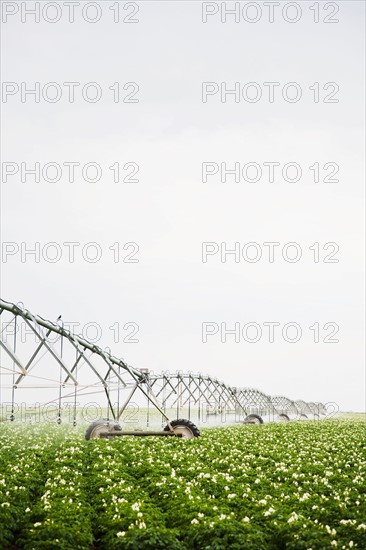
[0,300,329,440]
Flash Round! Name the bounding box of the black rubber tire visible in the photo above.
[299,413,308,420]
[163,418,200,439]
[244,414,264,425]
[277,414,290,422]
[85,418,121,440]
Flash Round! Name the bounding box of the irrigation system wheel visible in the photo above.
[277,414,290,422]
[300,413,308,420]
[164,419,200,439]
[85,419,122,440]
[244,414,264,424]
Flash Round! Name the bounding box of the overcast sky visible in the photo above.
[1,1,365,412]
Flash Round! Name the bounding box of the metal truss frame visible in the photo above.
[0,299,327,426]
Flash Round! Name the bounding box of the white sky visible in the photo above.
[1,1,365,411]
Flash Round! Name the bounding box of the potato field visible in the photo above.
[0,419,365,549]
